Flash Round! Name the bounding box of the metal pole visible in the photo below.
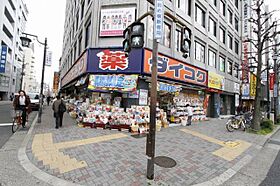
[146,38,158,180]
[20,58,24,90]
[37,38,47,123]
[267,60,270,119]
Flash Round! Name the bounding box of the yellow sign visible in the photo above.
[208,72,225,90]
[250,73,257,98]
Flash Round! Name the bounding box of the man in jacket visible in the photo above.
[52,95,66,129]
[13,90,31,128]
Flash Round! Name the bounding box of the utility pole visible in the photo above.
[273,23,279,124]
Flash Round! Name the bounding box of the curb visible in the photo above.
[18,113,81,186]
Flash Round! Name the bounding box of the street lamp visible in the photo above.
[20,33,47,123]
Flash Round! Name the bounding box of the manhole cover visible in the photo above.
[131,133,147,139]
[154,156,176,168]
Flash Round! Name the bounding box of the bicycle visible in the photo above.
[11,110,23,133]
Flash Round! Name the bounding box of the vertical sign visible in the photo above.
[154,0,164,40]
[0,45,8,73]
[45,51,52,66]
[269,73,275,90]
[242,0,249,83]
[250,73,257,98]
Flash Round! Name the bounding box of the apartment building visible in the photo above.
[0,0,28,100]
[60,0,243,117]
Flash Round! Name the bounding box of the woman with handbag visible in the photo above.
[13,90,31,128]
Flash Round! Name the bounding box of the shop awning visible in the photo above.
[75,75,89,87]
[61,80,77,90]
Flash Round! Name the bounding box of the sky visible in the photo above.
[23,0,280,90]
[24,0,66,89]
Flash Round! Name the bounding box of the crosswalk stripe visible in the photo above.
[0,123,13,126]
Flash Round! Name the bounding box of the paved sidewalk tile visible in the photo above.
[25,106,268,185]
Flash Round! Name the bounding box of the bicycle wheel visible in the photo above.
[12,118,19,133]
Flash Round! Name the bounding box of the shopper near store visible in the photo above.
[52,95,66,129]
[13,90,31,128]
[186,104,193,126]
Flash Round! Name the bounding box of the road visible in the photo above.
[0,102,13,148]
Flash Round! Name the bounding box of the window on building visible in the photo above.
[13,66,16,72]
[235,0,238,9]
[209,0,217,6]
[233,64,239,78]
[219,56,225,72]
[177,0,191,15]
[235,40,239,54]
[195,41,205,63]
[78,35,82,55]
[85,21,91,48]
[220,0,226,16]
[162,22,171,48]
[73,43,77,61]
[235,16,239,31]
[228,34,233,50]
[148,17,153,40]
[195,4,206,27]
[219,27,226,44]
[175,29,181,51]
[227,60,233,75]
[12,79,15,85]
[209,17,217,36]
[228,9,233,24]
[76,11,79,30]
[208,49,216,67]
[81,1,85,20]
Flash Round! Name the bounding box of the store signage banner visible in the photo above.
[143,49,207,86]
[269,73,275,90]
[234,82,240,94]
[208,72,225,90]
[0,45,8,73]
[87,48,142,74]
[242,83,250,99]
[250,73,257,98]
[154,0,164,40]
[158,82,181,93]
[61,51,88,87]
[53,72,59,92]
[235,94,240,107]
[99,7,136,37]
[45,51,52,66]
[139,89,148,105]
[88,74,138,92]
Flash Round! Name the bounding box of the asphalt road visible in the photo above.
[0,102,13,148]
[260,129,280,186]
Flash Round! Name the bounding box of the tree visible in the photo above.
[245,0,280,130]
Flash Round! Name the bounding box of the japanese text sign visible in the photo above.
[87,48,142,74]
[154,0,164,40]
[250,73,256,98]
[269,73,275,90]
[88,74,138,92]
[208,72,225,90]
[100,7,136,37]
[158,82,181,93]
[0,45,7,73]
[61,51,88,87]
[143,49,207,86]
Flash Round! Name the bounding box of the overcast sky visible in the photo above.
[24,0,280,90]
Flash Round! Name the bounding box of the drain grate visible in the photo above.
[154,156,177,168]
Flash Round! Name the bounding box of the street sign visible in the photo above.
[0,45,7,73]
[45,51,52,66]
[154,0,164,40]
[274,84,278,97]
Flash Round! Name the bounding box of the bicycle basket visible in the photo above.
[11,110,22,118]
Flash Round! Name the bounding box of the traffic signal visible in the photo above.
[122,22,145,55]
[130,22,144,48]
[181,27,192,58]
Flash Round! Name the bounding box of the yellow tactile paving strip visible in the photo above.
[180,129,252,161]
[32,133,127,173]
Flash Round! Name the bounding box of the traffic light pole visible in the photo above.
[146,38,158,180]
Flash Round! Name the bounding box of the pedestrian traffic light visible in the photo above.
[130,22,144,48]
[123,27,131,54]
[181,27,192,58]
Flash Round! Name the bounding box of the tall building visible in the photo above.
[22,43,37,93]
[0,0,28,100]
[60,0,243,117]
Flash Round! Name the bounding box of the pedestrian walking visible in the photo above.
[52,95,66,129]
[47,96,51,106]
[186,104,193,126]
[10,93,14,101]
[13,90,31,128]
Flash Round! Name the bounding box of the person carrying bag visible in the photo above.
[52,95,66,129]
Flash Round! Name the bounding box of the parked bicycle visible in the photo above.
[226,112,253,132]
[11,110,23,133]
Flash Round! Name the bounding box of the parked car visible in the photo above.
[28,93,40,110]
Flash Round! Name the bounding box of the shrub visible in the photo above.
[260,119,274,130]
[277,115,280,124]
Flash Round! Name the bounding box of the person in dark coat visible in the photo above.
[47,96,51,106]
[52,95,66,129]
[13,90,31,127]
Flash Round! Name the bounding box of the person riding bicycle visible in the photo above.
[13,90,31,128]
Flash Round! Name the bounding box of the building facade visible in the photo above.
[60,0,243,117]
[0,0,28,100]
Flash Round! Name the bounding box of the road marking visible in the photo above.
[32,133,128,173]
[0,123,13,126]
[180,128,251,161]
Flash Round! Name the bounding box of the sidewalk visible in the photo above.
[19,106,279,185]
[0,100,12,105]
